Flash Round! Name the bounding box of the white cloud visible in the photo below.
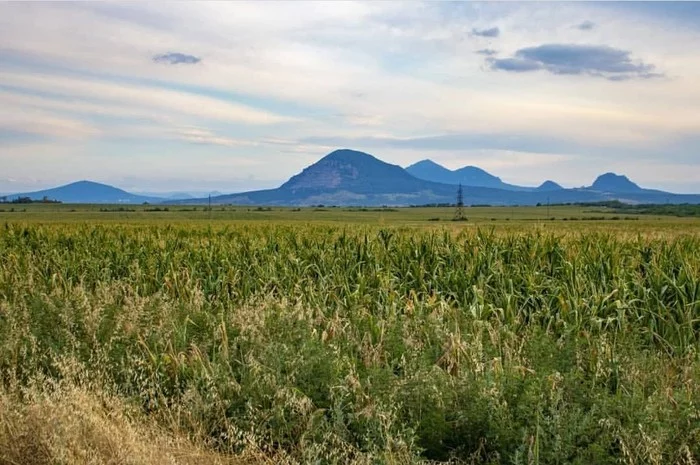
[0,71,297,126]
[175,127,258,148]
[0,1,699,191]
[0,105,100,140]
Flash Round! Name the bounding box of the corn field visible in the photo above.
[0,223,698,464]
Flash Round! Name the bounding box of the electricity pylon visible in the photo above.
[454,183,465,221]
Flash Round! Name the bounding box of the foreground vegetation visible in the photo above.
[0,218,698,464]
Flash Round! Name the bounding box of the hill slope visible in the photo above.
[9,181,157,204]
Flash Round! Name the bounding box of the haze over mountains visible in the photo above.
[5,149,700,206]
[132,191,225,200]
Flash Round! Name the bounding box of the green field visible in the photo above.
[0,206,698,464]
[1,203,698,229]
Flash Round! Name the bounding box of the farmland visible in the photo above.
[0,206,698,464]
[1,203,698,230]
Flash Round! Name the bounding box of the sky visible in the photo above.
[1,1,700,195]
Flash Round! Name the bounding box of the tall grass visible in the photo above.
[0,223,698,463]
[0,376,251,465]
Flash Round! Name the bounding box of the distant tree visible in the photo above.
[8,196,60,204]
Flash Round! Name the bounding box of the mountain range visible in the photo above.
[4,149,699,206]
[406,159,525,190]
[406,159,564,192]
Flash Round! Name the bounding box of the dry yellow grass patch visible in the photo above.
[0,384,260,465]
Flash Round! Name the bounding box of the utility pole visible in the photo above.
[454,183,465,221]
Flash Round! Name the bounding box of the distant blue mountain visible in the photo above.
[536,180,564,191]
[406,159,531,190]
[9,181,158,204]
[280,149,435,194]
[403,160,454,183]
[590,173,642,193]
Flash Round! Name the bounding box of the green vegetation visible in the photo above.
[0,211,698,464]
[554,201,700,218]
[1,202,697,227]
[0,195,61,204]
[605,203,700,218]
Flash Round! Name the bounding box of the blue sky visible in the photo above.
[1,1,700,194]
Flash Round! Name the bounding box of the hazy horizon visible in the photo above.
[0,154,679,197]
[2,2,700,194]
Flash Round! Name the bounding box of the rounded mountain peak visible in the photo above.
[281,148,421,193]
[591,173,641,192]
[321,149,377,163]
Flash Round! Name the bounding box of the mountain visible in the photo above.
[174,150,700,206]
[536,180,564,191]
[184,149,464,206]
[11,150,700,207]
[8,181,158,204]
[452,166,516,189]
[406,159,529,190]
[280,149,434,194]
[590,173,642,193]
[403,160,454,183]
[175,149,647,206]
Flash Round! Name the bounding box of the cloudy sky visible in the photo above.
[2,1,700,194]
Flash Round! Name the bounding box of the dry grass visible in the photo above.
[0,382,258,465]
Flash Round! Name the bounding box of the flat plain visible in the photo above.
[1,203,698,228]
[0,205,698,464]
